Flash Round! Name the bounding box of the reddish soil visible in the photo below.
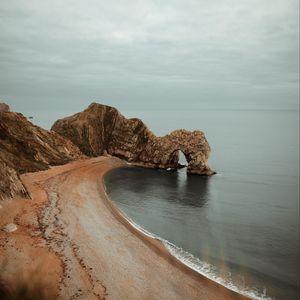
[0,157,249,300]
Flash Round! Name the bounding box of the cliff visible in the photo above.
[52,103,214,175]
[0,109,83,200]
[1,102,214,199]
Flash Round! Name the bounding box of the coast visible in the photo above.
[0,156,249,299]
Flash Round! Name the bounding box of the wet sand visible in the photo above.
[0,156,249,299]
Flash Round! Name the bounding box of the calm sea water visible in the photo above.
[104,109,299,300]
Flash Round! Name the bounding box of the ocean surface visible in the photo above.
[104,109,299,300]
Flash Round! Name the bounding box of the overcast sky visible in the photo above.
[0,0,299,122]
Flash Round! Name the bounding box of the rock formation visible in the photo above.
[52,103,215,175]
[0,108,83,200]
[0,101,214,199]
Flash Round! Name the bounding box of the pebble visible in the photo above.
[2,223,18,233]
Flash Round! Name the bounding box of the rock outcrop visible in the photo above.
[0,109,84,200]
[0,102,214,199]
[52,103,215,175]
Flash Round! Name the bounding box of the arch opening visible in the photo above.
[179,150,188,167]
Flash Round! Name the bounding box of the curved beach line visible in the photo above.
[99,160,252,300]
[103,171,271,300]
[0,156,256,299]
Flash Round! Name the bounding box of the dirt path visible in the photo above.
[0,157,249,300]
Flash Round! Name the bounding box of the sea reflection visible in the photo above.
[107,166,210,208]
[105,165,300,300]
[105,109,300,300]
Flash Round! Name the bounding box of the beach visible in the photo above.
[0,156,249,299]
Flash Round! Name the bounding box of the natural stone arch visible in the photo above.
[164,130,214,175]
[166,149,187,169]
[52,103,215,176]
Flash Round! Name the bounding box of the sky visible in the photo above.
[0,0,299,127]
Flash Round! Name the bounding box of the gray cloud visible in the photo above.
[0,0,299,124]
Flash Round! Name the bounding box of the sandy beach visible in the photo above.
[0,156,249,299]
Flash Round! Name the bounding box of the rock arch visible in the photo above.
[145,129,215,175]
[52,103,215,176]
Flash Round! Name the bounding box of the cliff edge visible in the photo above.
[1,102,214,200]
[52,103,214,175]
[0,106,83,200]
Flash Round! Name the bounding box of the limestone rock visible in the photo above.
[2,223,18,233]
[52,103,215,176]
[0,103,10,112]
[0,110,84,200]
[139,129,215,175]
[0,160,29,200]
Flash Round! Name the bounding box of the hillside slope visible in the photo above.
[0,109,83,200]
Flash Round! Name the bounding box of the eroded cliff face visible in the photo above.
[52,103,215,175]
[139,129,214,175]
[0,102,214,199]
[0,109,84,200]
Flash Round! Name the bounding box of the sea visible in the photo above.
[104,109,299,300]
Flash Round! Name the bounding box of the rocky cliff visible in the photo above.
[0,102,214,199]
[52,103,215,175]
[0,108,83,200]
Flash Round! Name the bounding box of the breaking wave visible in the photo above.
[123,213,273,300]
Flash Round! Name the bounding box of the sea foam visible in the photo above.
[124,213,273,300]
[103,183,272,300]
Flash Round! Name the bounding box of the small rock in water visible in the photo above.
[2,223,18,233]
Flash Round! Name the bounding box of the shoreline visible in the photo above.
[102,166,258,300]
[103,166,271,300]
[0,156,249,299]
